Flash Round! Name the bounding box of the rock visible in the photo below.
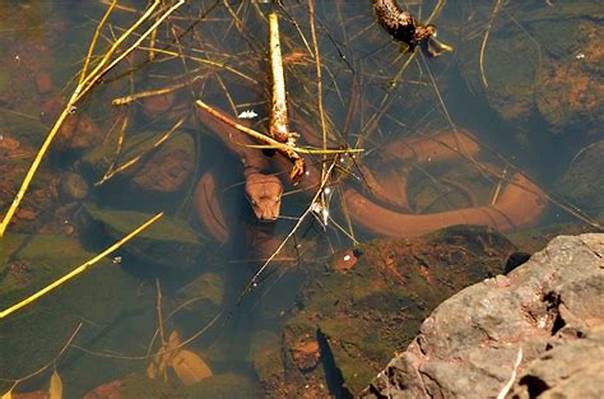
[81,203,203,269]
[558,140,604,213]
[40,97,103,151]
[172,273,224,333]
[508,325,604,399]
[82,130,195,192]
[34,71,53,94]
[256,225,515,397]
[130,133,195,194]
[60,172,89,201]
[458,3,604,141]
[141,92,175,117]
[362,233,604,399]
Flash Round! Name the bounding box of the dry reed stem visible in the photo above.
[112,75,206,105]
[1,323,83,396]
[0,212,163,319]
[479,0,503,88]
[137,46,257,83]
[268,11,291,143]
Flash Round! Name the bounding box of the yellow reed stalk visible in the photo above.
[268,11,291,143]
[80,0,117,86]
[0,0,184,238]
[0,212,163,320]
[112,76,205,106]
[77,0,186,102]
[137,46,257,83]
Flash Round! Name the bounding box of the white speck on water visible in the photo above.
[343,254,351,262]
[575,53,585,60]
[237,109,258,119]
[324,187,331,195]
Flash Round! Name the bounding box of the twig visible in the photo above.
[0,213,163,319]
[268,11,291,143]
[1,322,83,396]
[496,347,523,399]
[239,159,338,302]
[479,0,503,88]
[155,279,166,347]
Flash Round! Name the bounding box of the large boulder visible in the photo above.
[362,233,604,399]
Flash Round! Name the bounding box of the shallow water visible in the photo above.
[1,1,602,397]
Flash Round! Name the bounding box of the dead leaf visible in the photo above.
[146,360,159,380]
[167,330,181,349]
[147,330,183,381]
[49,370,62,399]
[170,350,212,386]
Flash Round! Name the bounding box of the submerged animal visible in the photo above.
[343,133,546,238]
[372,0,453,56]
[195,105,283,222]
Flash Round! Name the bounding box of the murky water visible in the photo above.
[1,1,602,397]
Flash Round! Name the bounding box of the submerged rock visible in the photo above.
[172,273,224,333]
[362,233,604,399]
[130,133,196,194]
[253,225,515,397]
[82,130,195,195]
[558,139,604,214]
[459,2,604,141]
[81,203,203,269]
[60,171,89,201]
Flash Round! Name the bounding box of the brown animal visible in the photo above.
[194,105,283,225]
[343,130,546,238]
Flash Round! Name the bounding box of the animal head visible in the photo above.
[245,173,283,221]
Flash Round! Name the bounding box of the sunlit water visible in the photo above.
[1,1,602,397]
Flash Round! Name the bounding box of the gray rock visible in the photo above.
[362,233,604,399]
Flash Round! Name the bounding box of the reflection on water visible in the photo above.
[0,1,602,397]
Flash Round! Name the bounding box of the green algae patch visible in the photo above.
[82,203,203,269]
[0,234,155,394]
[262,225,514,396]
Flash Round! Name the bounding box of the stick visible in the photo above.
[268,11,291,143]
[0,212,163,319]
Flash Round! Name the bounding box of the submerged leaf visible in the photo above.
[170,350,213,386]
[49,370,63,399]
[146,360,159,380]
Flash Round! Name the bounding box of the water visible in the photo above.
[1,1,602,397]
